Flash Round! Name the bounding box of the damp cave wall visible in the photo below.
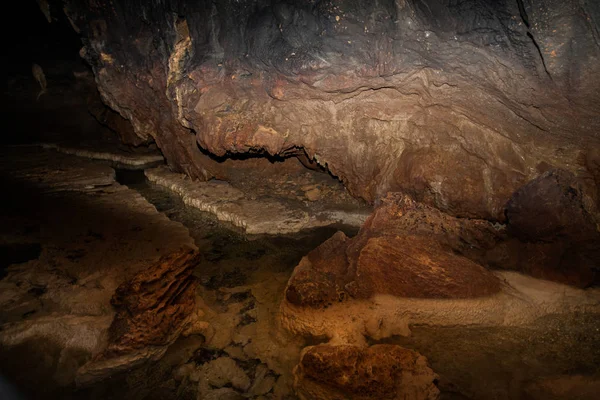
[60,0,600,220]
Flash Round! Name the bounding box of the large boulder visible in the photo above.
[294,344,440,400]
[488,169,600,287]
[285,193,502,309]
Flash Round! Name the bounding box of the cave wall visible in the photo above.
[61,0,600,220]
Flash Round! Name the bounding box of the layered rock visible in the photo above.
[285,173,600,308]
[294,344,440,400]
[60,0,600,220]
[77,248,206,384]
[103,249,201,356]
[0,147,198,395]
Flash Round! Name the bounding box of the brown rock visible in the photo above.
[285,231,351,307]
[285,194,502,308]
[506,169,598,242]
[63,0,600,222]
[353,235,500,299]
[500,169,600,287]
[304,187,322,201]
[103,248,201,357]
[294,344,440,400]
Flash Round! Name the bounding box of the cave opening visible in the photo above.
[1,1,600,400]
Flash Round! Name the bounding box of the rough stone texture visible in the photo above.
[491,169,600,287]
[61,0,600,221]
[40,143,164,169]
[294,344,439,400]
[286,183,599,305]
[103,249,201,357]
[76,249,207,385]
[285,193,502,308]
[506,169,598,242]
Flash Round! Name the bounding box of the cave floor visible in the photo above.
[0,146,599,400]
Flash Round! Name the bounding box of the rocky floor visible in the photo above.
[0,146,599,400]
[0,146,354,399]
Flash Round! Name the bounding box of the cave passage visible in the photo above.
[1,1,599,399]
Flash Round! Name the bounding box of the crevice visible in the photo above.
[515,0,552,80]
[527,32,552,79]
[515,0,530,28]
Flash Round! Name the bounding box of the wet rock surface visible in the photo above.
[1,146,599,399]
[294,344,439,400]
[5,1,600,398]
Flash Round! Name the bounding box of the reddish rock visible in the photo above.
[352,235,500,299]
[294,344,440,400]
[102,248,201,357]
[285,194,502,308]
[285,231,351,307]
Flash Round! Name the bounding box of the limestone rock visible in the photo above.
[104,249,201,356]
[285,194,501,308]
[506,169,599,242]
[62,0,600,221]
[250,364,276,396]
[294,344,440,400]
[304,187,321,202]
[202,387,244,400]
[77,249,202,384]
[352,235,501,299]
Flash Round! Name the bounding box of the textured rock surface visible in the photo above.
[40,143,164,169]
[285,185,599,306]
[198,357,251,392]
[146,166,370,234]
[285,193,502,308]
[104,249,201,356]
[490,169,600,287]
[77,249,206,384]
[294,344,439,400]
[62,0,600,220]
[0,146,196,395]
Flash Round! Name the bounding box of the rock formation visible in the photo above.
[294,344,440,400]
[60,0,600,221]
[8,1,600,398]
[77,248,206,384]
[285,177,599,306]
[490,169,600,287]
[285,193,502,309]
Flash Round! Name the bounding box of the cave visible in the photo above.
[1,0,599,399]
